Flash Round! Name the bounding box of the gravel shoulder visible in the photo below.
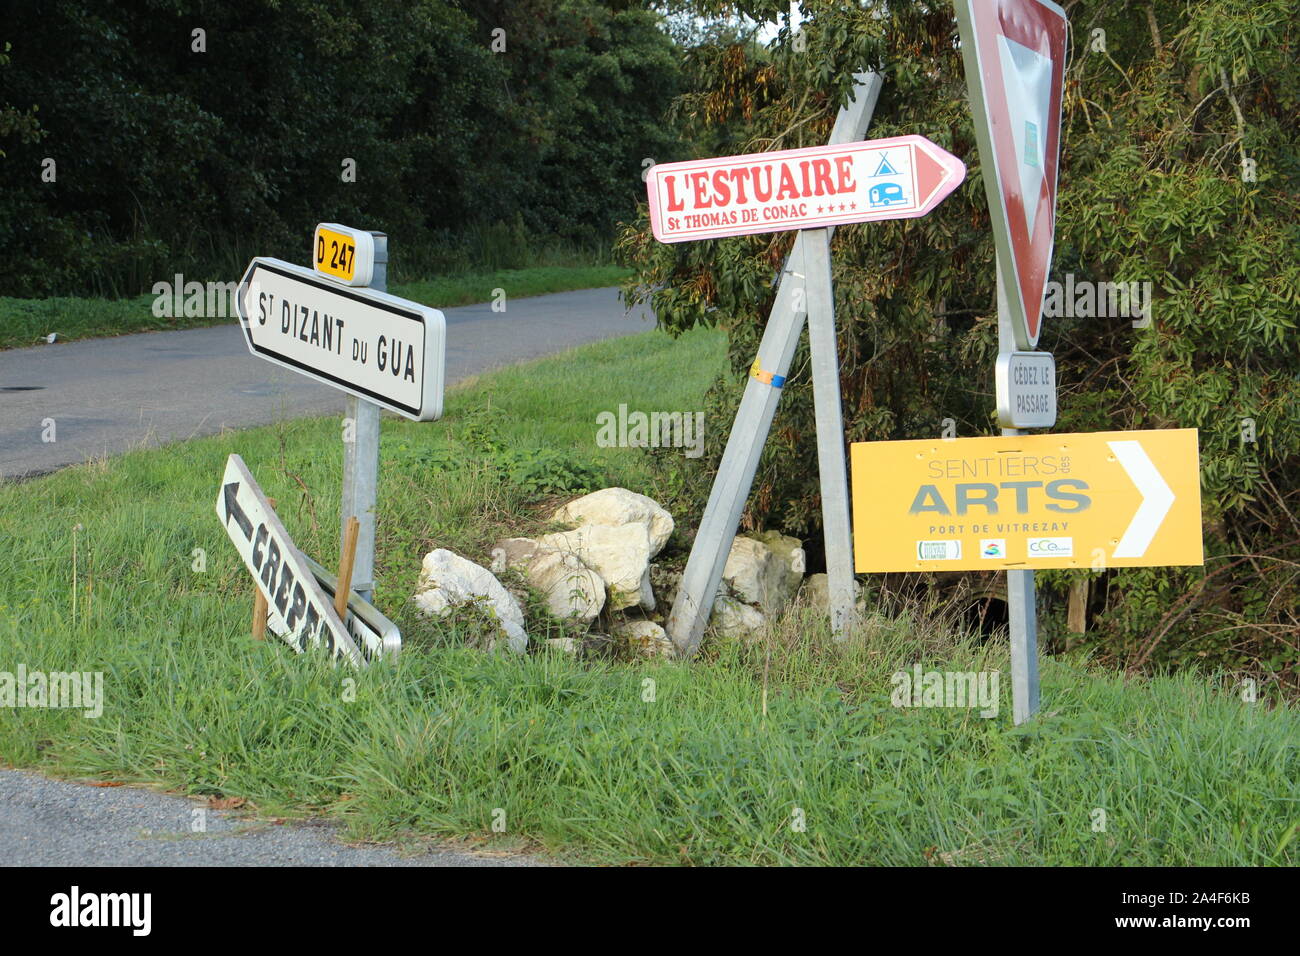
[0,769,547,867]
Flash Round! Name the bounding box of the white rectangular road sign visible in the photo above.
[646,134,965,243]
[996,350,1056,428]
[217,454,363,666]
[236,258,445,421]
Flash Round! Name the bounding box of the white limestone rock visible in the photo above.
[538,523,654,611]
[611,619,675,659]
[492,537,540,573]
[755,530,805,606]
[710,595,768,641]
[527,549,606,623]
[552,487,674,557]
[413,549,528,653]
[722,535,801,615]
[494,537,606,624]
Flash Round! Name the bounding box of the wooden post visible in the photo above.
[251,497,275,640]
[251,591,269,640]
[1067,577,1090,634]
[336,515,361,620]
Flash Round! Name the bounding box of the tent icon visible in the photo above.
[871,153,899,177]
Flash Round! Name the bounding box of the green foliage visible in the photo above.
[0,0,683,296]
[459,409,603,494]
[0,42,42,158]
[617,0,1300,684]
[504,447,603,495]
[467,1,688,244]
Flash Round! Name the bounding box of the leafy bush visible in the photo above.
[459,410,602,496]
[502,447,602,496]
[0,0,683,296]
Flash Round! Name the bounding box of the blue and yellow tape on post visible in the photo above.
[749,357,786,388]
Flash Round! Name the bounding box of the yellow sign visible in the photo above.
[850,428,1203,572]
[312,223,374,286]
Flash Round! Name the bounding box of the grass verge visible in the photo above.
[0,264,630,350]
[1,325,1297,865]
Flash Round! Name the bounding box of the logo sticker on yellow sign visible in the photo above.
[850,428,1203,572]
[312,223,374,287]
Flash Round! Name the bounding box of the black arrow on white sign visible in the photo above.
[216,454,363,667]
[222,481,254,540]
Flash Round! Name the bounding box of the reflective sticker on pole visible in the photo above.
[749,358,786,388]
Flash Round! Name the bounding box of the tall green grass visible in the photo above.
[1,326,1297,865]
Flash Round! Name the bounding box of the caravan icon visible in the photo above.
[868,182,907,207]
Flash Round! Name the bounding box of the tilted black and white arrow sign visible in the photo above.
[266,552,402,662]
[236,258,445,422]
[217,453,363,666]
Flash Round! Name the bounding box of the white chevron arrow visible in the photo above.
[1108,440,1176,558]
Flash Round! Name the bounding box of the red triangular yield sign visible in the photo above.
[955,0,1067,348]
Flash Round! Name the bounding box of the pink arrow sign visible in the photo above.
[647,134,966,243]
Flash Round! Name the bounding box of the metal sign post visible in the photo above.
[664,72,884,657]
[802,231,857,637]
[659,74,970,656]
[997,257,1039,725]
[954,0,1067,722]
[231,226,446,658]
[340,232,387,600]
[848,258,1203,722]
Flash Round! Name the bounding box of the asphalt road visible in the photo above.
[0,769,543,866]
[0,286,653,479]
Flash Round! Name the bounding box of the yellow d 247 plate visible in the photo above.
[312,223,374,286]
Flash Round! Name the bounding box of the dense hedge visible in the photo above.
[0,0,683,296]
[618,0,1300,687]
